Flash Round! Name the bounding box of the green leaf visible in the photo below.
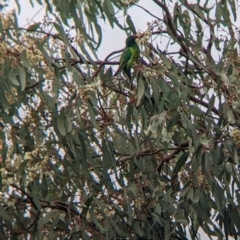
[133,221,143,237]
[20,49,31,68]
[42,92,56,113]
[196,32,203,51]
[101,140,113,171]
[38,215,51,229]
[89,207,106,233]
[167,114,180,131]
[0,204,12,221]
[195,18,202,33]
[16,160,28,178]
[228,0,236,21]
[111,220,129,237]
[105,0,114,15]
[215,3,222,26]
[57,109,66,136]
[181,114,198,148]
[14,0,21,14]
[8,70,20,86]
[175,209,188,225]
[103,0,114,28]
[182,10,191,37]
[160,53,172,70]
[1,112,14,124]
[27,22,41,31]
[82,197,93,219]
[94,22,102,49]
[17,65,26,91]
[136,77,145,106]
[53,21,69,44]
[32,194,41,210]
[158,76,170,92]
[126,15,136,34]
[188,188,200,203]
[87,101,98,129]
[171,152,189,187]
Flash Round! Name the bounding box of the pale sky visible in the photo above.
[7,0,171,59]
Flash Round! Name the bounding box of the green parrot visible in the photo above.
[114,35,140,79]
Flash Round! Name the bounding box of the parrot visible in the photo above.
[114,35,140,79]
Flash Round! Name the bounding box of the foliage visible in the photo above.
[0,0,240,239]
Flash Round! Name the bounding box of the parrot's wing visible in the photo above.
[120,46,132,68]
[113,47,132,77]
[126,44,140,68]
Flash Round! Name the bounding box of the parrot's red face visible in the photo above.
[132,35,139,41]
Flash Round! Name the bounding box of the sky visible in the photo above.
[5,0,237,239]
[7,0,162,59]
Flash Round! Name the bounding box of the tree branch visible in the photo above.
[156,140,189,172]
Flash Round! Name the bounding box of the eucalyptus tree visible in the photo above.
[0,0,240,239]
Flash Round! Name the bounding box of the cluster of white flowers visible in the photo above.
[0,41,7,64]
[4,87,18,104]
[135,30,152,45]
[25,48,44,65]
[143,67,158,78]
[78,81,101,101]
[76,30,84,45]
[0,11,14,29]
[120,0,139,5]
[4,147,18,170]
[0,42,7,57]
[4,91,14,105]
[86,207,115,222]
[230,128,240,147]
[23,145,57,182]
[0,148,23,191]
[232,100,240,111]
[45,70,55,80]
